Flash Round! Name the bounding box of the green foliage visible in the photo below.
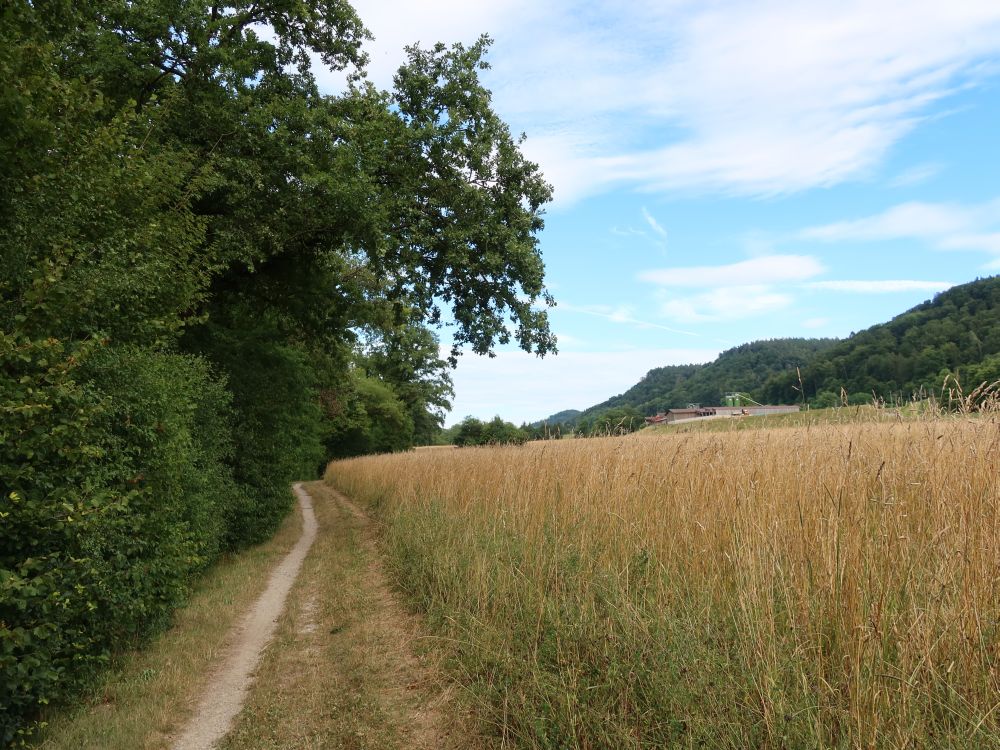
[182,311,321,547]
[2,0,555,740]
[356,322,453,446]
[576,406,646,436]
[0,338,235,746]
[383,37,556,360]
[760,277,1000,404]
[352,376,415,454]
[323,371,415,458]
[452,416,529,446]
[1,336,111,746]
[811,390,839,409]
[962,352,1000,388]
[519,421,572,442]
[531,409,580,428]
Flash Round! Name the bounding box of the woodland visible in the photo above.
[0,1,554,742]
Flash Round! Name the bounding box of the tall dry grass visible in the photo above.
[327,416,1000,749]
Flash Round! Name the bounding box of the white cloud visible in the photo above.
[320,1,1000,203]
[805,280,955,293]
[638,255,825,286]
[552,331,584,348]
[802,317,830,329]
[640,255,827,322]
[939,233,1000,254]
[610,226,648,238]
[801,201,982,241]
[659,285,794,322]
[888,162,943,188]
[447,347,720,425]
[641,207,668,241]
[559,302,700,337]
[800,198,1000,263]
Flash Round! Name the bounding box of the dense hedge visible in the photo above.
[1,333,330,746]
[186,313,326,547]
[0,337,243,745]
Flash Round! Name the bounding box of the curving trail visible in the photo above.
[171,484,318,750]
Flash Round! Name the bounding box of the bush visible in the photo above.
[453,416,528,446]
[323,373,415,459]
[810,390,839,409]
[582,406,645,436]
[0,337,238,745]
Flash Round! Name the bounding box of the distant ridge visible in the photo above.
[535,275,1000,426]
[530,409,581,428]
[535,338,836,426]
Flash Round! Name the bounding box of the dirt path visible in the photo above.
[171,484,318,750]
[216,481,473,750]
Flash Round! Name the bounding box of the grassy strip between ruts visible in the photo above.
[32,492,303,749]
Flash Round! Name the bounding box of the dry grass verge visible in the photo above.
[327,417,1000,749]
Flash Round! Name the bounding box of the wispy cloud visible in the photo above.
[887,162,943,188]
[801,202,981,241]
[559,302,700,337]
[641,207,668,241]
[320,1,1000,204]
[802,317,830,329]
[659,286,795,323]
[610,226,648,238]
[639,255,826,322]
[638,255,826,287]
[653,275,955,323]
[800,198,1000,263]
[639,254,956,322]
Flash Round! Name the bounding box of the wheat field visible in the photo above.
[326,416,1000,748]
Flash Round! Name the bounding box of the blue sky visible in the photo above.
[317,1,1000,425]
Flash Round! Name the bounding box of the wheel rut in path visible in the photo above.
[327,486,456,750]
[171,483,318,750]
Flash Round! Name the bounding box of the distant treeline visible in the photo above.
[442,408,648,447]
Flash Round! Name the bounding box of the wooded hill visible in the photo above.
[530,408,581,428]
[541,276,1000,427]
[761,276,1000,405]
[579,338,838,418]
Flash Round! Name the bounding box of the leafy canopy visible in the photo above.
[1,0,556,741]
